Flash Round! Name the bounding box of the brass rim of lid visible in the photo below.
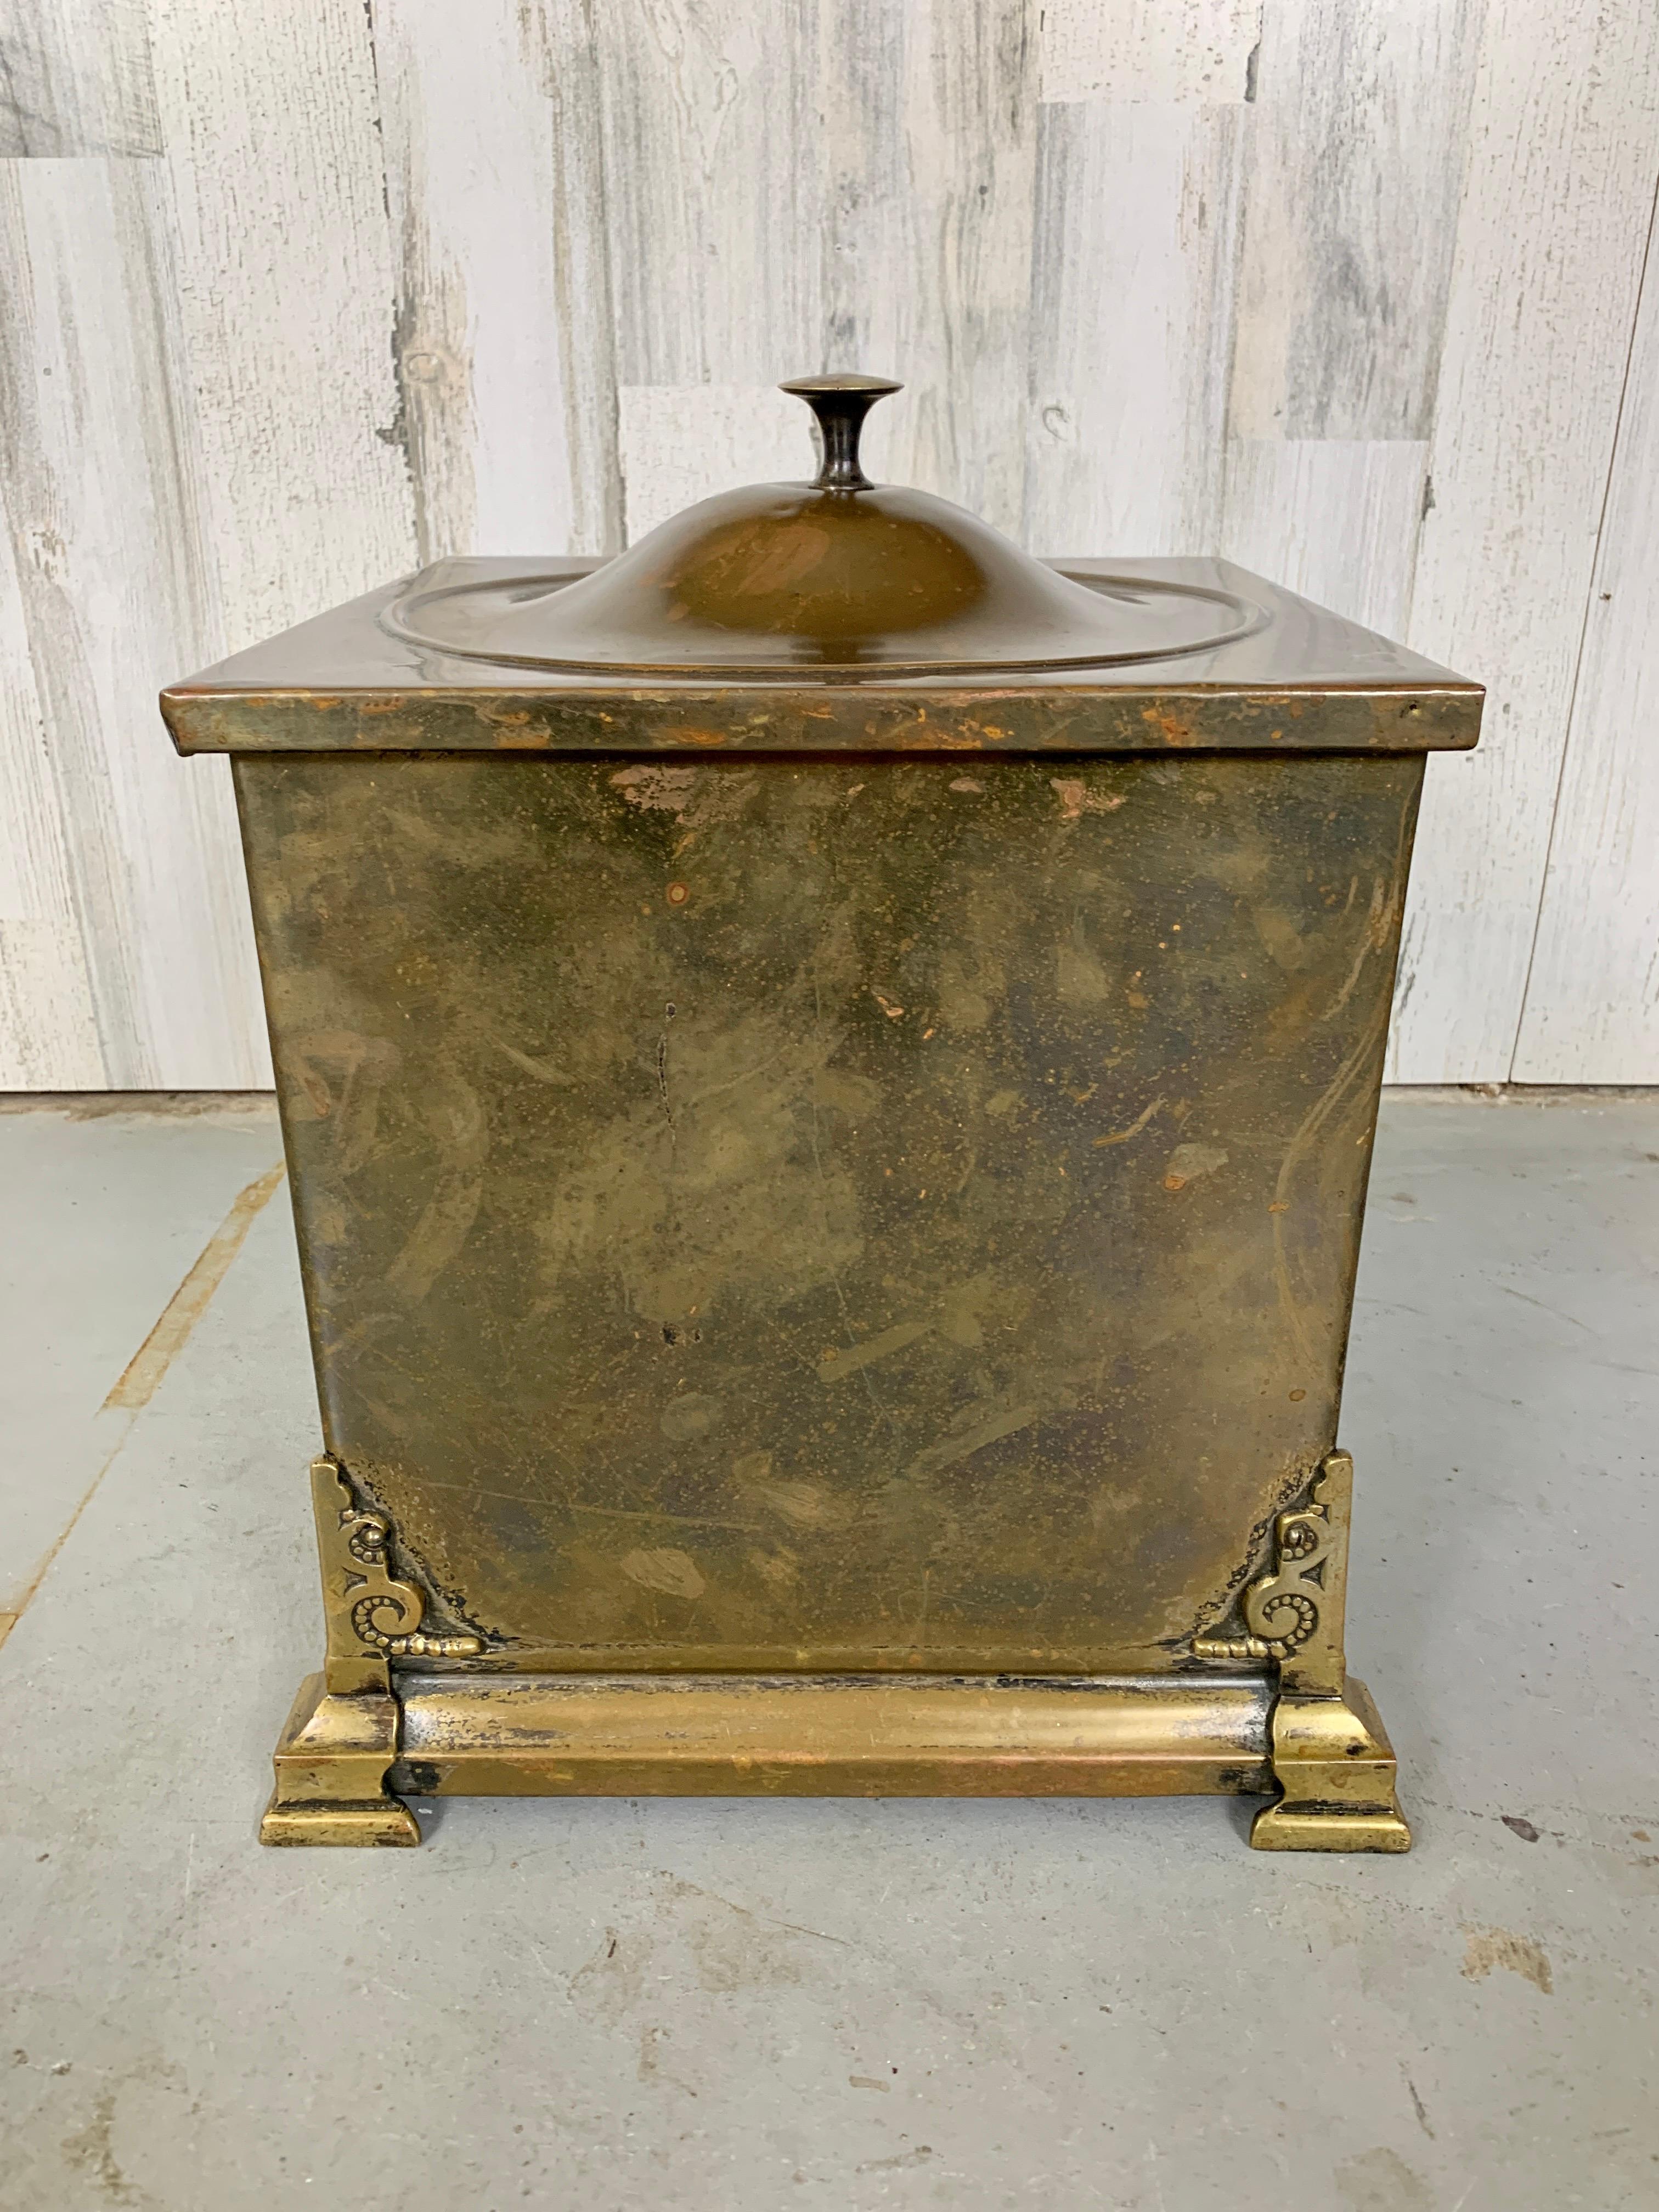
[381,568,1267,681]
[381,374,1268,680]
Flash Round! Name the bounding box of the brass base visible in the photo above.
[1249,1675,1412,1853]
[260,1796,421,1847]
[390,1669,1275,1800]
[257,1665,1408,1851]
[258,1667,1281,1844]
[258,1673,421,1847]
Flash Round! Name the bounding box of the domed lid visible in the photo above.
[381,375,1262,682]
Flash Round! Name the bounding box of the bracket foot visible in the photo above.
[1249,1674,1411,1853]
[258,1671,423,1848]
[260,1795,421,1848]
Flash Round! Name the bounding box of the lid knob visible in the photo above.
[780,372,902,493]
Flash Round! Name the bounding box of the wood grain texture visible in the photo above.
[586,0,1044,533]
[0,0,161,158]
[1025,99,1245,556]
[821,0,1040,536]
[1040,0,1261,104]
[373,0,619,560]
[0,0,419,1086]
[618,386,810,541]
[145,0,416,1077]
[1222,439,1429,636]
[1389,0,1659,1081]
[2,0,1658,1085]
[0,460,103,1087]
[0,157,264,1086]
[520,0,625,556]
[1229,0,1479,443]
[150,0,414,653]
[594,0,821,389]
[1513,198,1659,1081]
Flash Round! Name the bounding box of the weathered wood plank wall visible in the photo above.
[3,0,1657,1086]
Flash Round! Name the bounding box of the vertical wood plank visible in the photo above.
[1220,0,1479,716]
[0,0,414,1087]
[594,0,822,390]
[0,0,161,158]
[1221,438,1428,634]
[1512,198,1659,1082]
[617,386,809,542]
[143,0,414,1077]
[1389,0,1659,1081]
[0,159,264,1087]
[1025,99,1245,557]
[370,0,621,561]
[1040,0,1261,105]
[1228,0,1478,444]
[521,0,625,557]
[0,464,104,1087]
[150,0,414,652]
[590,0,1042,539]
[818,0,1041,537]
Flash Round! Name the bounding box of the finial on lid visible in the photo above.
[779,373,902,492]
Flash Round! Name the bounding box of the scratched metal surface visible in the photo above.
[162,557,1483,758]
[236,748,1421,1673]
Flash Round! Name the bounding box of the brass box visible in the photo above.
[164,395,1480,1851]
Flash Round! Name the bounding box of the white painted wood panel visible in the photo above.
[1513,210,1659,1081]
[1389,0,1659,1081]
[0,0,420,1089]
[0,158,263,1087]
[149,0,415,652]
[822,0,1040,537]
[1228,0,1479,445]
[1025,100,1245,557]
[1040,0,1261,105]
[1221,439,1429,637]
[592,0,823,391]
[618,387,809,543]
[2,0,1658,1086]
[0,460,104,1088]
[0,0,162,158]
[371,0,619,561]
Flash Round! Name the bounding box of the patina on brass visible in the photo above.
[1195,1451,1408,1850]
[378,376,1264,678]
[164,373,1481,1852]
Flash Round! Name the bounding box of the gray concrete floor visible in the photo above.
[1,1091,1655,2211]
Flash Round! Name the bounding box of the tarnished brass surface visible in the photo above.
[257,1459,480,1842]
[380,374,1265,679]
[382,541,1264,680]
[159,556,1484,757]
[1190,1449,1409,1848]
[259,1673,419,1848]
[1191,1452,1352,1685]
[1251,1678,1410,1853]
[388,1670,1273,1799]
[236,749,1419,1679]
[258,1454,1393,1839]
[167,504,1475,1849]
[308,1455,482,1689]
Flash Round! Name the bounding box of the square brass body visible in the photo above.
[162,556,1481,1851]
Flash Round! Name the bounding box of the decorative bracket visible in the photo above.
[260,1456,479,1847]
[311,1455,481,1695]
[1192,1450,1410,1852]
[1193,1451,1348,1696]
